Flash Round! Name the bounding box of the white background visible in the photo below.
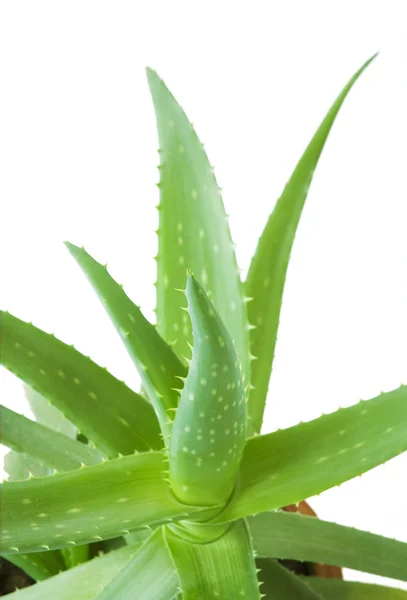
[1,0,407,591]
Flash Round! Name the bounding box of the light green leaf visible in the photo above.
[169,275,246,506]
[256,558,321,599]
[306,577,407,600]
[24,385,77,439]
[245,54,377,434]
[4,544,143,600]
[0,405,104,471]
[147,68,250,393]
[96,529,177,600]
[0,310,162,457]
[4,450,51,481]
[249,510,407,582]
[61,545,89,569]
[164,519,261,599]
[0,450,207,553]
[65,242,187,439]
[218,385,407,521]
[1,551,66,582]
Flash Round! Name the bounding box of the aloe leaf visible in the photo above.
[147,68,250,393]
[306,577,407,600]
[0,450,207,554]
[3,544,143,600]
[256,558,321,599]
[164,519,261,599]
[0,310,162,457]
[1,551,66,582]
[95,529,177,600]
[61,545,89,568]
[218,385,407,521]
[24,385,77,439]
[169,275,246,506]
[65,243,187,439]
[245,54,377,434]
[249,510,407,582]
[4,450,51,481]
[0,405,104,471]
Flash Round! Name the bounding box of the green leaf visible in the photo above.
[218,385,407,521]
[95,529,177,600]
[164,519,261,599]
[24,385,77,439]
[249,510,407,582]
[169,275,247,506]
[0,450,207,554]
[61,544,89,569]
[245,54,377,434]
[3,544,143,600]
[306,577,407,600]
[147,68,250,393]
[1,551,65,582]
[0,310,162,457]
[65,242,187,439]
[0,405,104,471]
[256,558,321,599]
[4,450,51,481]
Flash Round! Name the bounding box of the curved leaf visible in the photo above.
[1,551,66,582]
[307,577,407,600]
[147,68,250,392]
[96,529,177,600]
[218,385,407,521]
[164,519,261,599]
[65,242,187,439]
[256,558,321,599]
[24,385,77,439]
[169,275,246,506]
[245,54,377,433]
[0,405,104,471]
[0,310,162,457]
[249,510,407,582]
[0,450,207,554]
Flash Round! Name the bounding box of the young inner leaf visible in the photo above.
[169,275,246,507]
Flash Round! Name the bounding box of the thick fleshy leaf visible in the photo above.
[65,242,187,438]
[4,544,144,600]
[256,558,321,599]
[147,68,250,392]
[306,577,407,600]
[245,54,377,434]
[218,385,407,521]
[96,529,177,600]
[1,551,66,582]
[169,275,246,506]
[0,311,162,457]
[24,385,77,439]
[249,511,407,582]
[4,450,51,481]
[0,405,104,471]
[0,450,207,554]
[165,519,261,599]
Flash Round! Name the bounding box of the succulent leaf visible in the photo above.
[169,275,246,506]
[24,385,77,439]
[0,405,104,471]
[218,385,407,521]
[95,529,177,600]
[0,450,208,553]
[1,551,66,582]
[4,450,51,481]
[245,54,377,434]
[164,519,261,599]
[2,544,144,600]
[0,310,161,456]
[249,510,407,582]
[147,68,250,392]
[306,577,407,600]
[256,558,322,599]
[65,242,187,439]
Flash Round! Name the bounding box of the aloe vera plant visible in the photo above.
[1,53,407,599]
